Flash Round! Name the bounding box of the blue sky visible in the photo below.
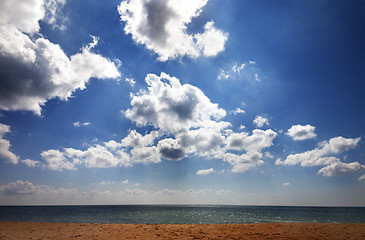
[0,0,365,206]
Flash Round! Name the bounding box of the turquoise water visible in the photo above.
[0,205,365,224]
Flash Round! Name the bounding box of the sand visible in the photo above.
[0,222,365,239]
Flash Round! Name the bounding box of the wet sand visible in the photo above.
[0,222,365,239]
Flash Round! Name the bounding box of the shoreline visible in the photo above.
[1,222,365,239]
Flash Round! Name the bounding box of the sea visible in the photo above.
[1,205,365,224]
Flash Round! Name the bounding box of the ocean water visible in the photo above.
[0,205,365,224]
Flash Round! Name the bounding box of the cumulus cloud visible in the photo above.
[253,116,269,128]
[0,123,19,164]
[118,0,228,61]
[196,168,215,175]
[276,136,364,177]
[0,180,37,195]
[0,1,120,115]
[318,162,365,177]
[276,137,360,167]
[358,174,365,181]
[40,130,162,171]
[0,0,45,34]
[286,124,317,141]
[125,73,228,134]
[225,129,277,152]
[21,159,41,168]
[221,151,265,173]
[41,143,132,171]
[40,73,277,172]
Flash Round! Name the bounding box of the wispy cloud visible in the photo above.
[229,108,245,115]
[218,61,260,81]
[73,121,91,127]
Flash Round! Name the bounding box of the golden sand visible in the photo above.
[0,222,365,239]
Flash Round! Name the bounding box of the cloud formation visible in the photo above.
[118,0,228,61]
[196,168,215,175]
[0,0,120,115]
[40,73,276,172]
[0,123,19,164]
[73,122,91,127]
[229,108,245,115]
[218,61,260,81]
[0,180,217,205]
[286,124,317,141]
[276,136,364,176]
[253,116,269,128]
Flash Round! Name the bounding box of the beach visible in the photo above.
[0,222,365,239]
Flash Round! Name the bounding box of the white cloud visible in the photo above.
[21,159,41,168]
[73,121,91,127]
[318,162,365,177]
[229,108,245,115]
[0,123,19,164]
[217,61,259,81]
[0,181,220,205]
[286,124,317,141]
[277,136,364,177]
[125,73,228,134]
[118,0,228,61]
[0,0,45,34]
[282,182,290,186]
[0,2,120,115]
[121,130,160,148]
[196,168,215,175]
[358,174,365,181]
[225,129,277,152]
[99,180,129,185]
[125,77,136,87]
[253,116,269,128]
[0,180,37,195]
[265,152,274,159]
[221,151,264,173]
[39,73,276,173]
[217,69,231,80]
[194,21,228,57]
[40,130,162,171]
[43,0,67,29]
[232,63,245,73]
[41,149,78,171]
[276,136,360,167]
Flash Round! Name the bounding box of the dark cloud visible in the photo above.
[140,0,176,46]
[159,146,185,160]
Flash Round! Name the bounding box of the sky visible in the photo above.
[0,0,365,206]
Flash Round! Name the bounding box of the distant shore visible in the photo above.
[1,222,365,239]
